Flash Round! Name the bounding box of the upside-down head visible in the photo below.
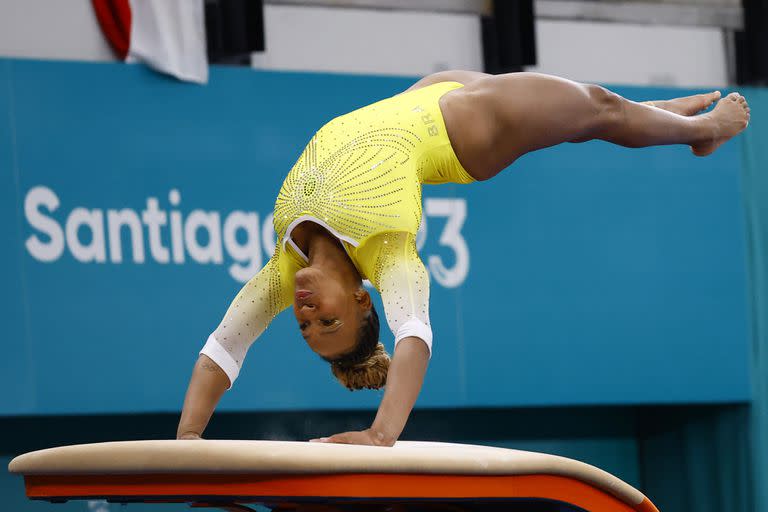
[293,267,390,390]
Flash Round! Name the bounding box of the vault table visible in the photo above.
[9,440,659,512]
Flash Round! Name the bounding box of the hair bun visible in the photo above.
[331,342,391,391]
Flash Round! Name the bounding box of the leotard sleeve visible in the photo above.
[199,249,298,388]
[358,232,433,356]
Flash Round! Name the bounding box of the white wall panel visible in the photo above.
[0,1,729,88]
[0,0,114,62]
[528,19,728,88]
[251,5,484,76]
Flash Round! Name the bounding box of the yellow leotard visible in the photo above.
[201,82,474,386]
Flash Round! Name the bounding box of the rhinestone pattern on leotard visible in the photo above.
[369,231,431,329]
[273,126,424,244]
[212,252,288,365]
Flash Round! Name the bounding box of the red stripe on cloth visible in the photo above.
[92,0,132,60]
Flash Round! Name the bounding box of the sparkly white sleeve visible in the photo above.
[200,251,294,388]
[370,232,433,356]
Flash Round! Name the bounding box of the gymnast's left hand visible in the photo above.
[309,428,392,447]
[310,338,429,448]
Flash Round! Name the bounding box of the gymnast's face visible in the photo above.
[293,267,365,359]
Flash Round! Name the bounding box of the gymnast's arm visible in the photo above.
[370,336,429,445]
[177,355,230,439]
[176,253,292,439]
[316,337,429,446]
[316,233,433,446]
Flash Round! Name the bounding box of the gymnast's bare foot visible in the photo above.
[691,92,750,157]
[645,91,721,116]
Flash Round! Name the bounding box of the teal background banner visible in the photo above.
[740,87,768,512]
[0,58,751,415]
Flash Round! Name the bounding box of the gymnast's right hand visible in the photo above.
[176,354,230,440]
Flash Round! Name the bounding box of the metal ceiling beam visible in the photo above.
[264,0,490,15]
[265,0,743,30]
[537,1,743,30]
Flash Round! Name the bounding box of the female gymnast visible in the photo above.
[176,70,750,446]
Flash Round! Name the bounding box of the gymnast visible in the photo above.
[177,70,750,446]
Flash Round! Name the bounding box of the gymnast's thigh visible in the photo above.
[440,72,602,180]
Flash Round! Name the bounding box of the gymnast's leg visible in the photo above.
[642,91,721,116]
[441,72,750,181]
